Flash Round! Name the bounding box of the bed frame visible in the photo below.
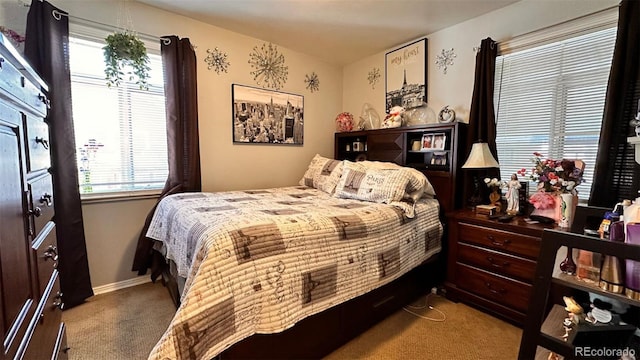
[158,242,445,359]
[154,142,457,358]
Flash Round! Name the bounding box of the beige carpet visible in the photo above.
[62,282,521,359]
[62,282,175,360]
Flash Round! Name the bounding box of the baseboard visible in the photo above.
[92,276,152,295]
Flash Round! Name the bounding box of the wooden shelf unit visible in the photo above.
[519,217,640,359]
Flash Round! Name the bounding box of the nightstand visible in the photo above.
[444,209,554,326]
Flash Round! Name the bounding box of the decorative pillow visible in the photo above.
[298,154,343,194]
[334,163,409,205]
[345,160,436,199]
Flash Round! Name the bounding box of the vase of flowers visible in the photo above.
[484,177,505,212]
[522,152,584,275]
[524,152,584,225]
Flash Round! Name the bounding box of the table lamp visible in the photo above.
[462,142,500,208]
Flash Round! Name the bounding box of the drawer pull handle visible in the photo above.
[40,193,53,206]
[35,136,49,150]
[488,235,511,247]
[487,257,510,268]
[29,206,42,217]
[38,93,51,108]
[44,245,59,262]
[52,291,65,310]
[485,282,506,295]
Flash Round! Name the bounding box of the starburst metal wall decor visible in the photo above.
[304,72,320,93]
[435,48,456,74]
[248,42,288,90]
[367,67,381,89]
[204,47,230,74]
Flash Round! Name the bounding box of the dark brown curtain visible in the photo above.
[590,0,640,208]
[132,36,201,277]
[24,0,93,308]
[464,37,499,204]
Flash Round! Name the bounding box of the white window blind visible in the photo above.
[69,29,168,196]
[495,26,617,201]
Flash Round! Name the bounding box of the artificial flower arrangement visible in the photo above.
[522,152,584,213]
[484,177,505,190]
[484,177,506,208]
[335,112,355,132]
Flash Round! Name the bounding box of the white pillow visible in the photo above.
[334,161,420,217]
[334,164,409,204]
[343,160,436,199]
[299,154,343,194]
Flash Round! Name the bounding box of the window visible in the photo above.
[494,20,617,201]
[69,26,168,197]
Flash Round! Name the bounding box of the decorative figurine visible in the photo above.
[382,106,404,128]
[563,296,584,315]
[506,173,521,215]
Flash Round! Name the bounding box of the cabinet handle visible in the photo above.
[40,192,53,207]
[487,257,510,269]
[52,291,64,310]
[38,93,51,108]
[0,57,4,69]
[44,245,59,262]
[488,235,511,247]
[485,282,506,295]
[35,136,49,150]
[29,206,42,217]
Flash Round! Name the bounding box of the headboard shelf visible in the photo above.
[335,122,468,214]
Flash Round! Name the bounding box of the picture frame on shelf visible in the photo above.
[385,38,427,114]
[430,151,447,166]
[420,134,433,151]
[432,133,446,150]
[232,84,304,145]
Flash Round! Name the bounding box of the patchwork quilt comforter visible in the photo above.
[146,186,442,360]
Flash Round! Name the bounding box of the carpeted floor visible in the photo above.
[62,282,521,359]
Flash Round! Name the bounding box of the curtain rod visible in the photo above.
[51,10,171,45]
[21,0,171,45]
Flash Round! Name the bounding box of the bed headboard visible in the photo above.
[334,123,469,215]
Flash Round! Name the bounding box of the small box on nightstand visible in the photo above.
[475,204,497,216]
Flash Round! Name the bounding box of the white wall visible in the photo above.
[343,0,619,125]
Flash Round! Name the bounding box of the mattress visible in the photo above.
[146,186,442,360]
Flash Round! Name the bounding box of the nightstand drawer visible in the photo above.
[457,243,537,282]
[458,223,540,259]
[456,263,531,313]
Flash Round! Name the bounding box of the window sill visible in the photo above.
[81,190,162,204]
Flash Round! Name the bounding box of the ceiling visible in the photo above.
[136,0,519,65]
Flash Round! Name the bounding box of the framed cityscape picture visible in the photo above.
[385,38,427,113]
[232,84,304,145]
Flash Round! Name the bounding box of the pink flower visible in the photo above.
[529,192,556,209]
[522,152,584,195]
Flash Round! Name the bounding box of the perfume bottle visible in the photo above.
[625,223,640,300]
[599,220,625,294]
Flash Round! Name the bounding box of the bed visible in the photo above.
[145,156,445,360]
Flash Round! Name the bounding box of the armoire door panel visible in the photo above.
[0,122,34,357]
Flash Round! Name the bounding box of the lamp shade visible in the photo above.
[462,142,500,169]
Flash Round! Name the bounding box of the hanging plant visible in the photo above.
[103,31,151,90]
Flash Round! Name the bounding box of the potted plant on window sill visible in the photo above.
[103,31,151,90]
